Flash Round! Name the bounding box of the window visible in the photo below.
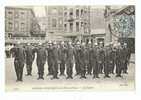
[15,22,19,31]
[8,33,12,38]
[69,9,73,19]
[69,12,73,19]
[84,23,87,33]
[69,8,73,15]
[8,22,13,30]
[15,11,19,18]
[76,9,79,17]
[8,11,13,18]
[8,11,12,14]
[76,22,79,32]
[21,22,25,31]
[70,12,73,16]
[52,19,57,27]
[58,19,63,30]
[81,9,83,16]
[64,24,67,31]
[21,12,25,18]
[64,12,67,16]
[81,22,83,27]
[70,23,73,32]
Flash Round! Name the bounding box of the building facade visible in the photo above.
[37,17,48,32]
[89,7,106,45]
[45,6,64,41]
[44,6,90,42]
[62,6,90,42]
[5,7,41,43]
[5,6,116,44]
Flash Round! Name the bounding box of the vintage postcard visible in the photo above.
[5,5,135,91]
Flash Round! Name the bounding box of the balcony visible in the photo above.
[5,37,46,43]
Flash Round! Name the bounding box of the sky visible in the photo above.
[33,6,46,17]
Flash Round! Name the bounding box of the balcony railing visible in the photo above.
[5,37,46,43]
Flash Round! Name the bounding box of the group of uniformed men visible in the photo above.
[9,41,131,82]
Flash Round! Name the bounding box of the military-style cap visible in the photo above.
[124,43,127,46]
[53,41,57,45]
[82,42,85,46]
[68,41,72,45]
[27,43,30,45]
[88,41,91,44]
[94,42,98,46]
[61,41,65,44]
[76,41,80,45]
[48,41,52,44]
[38,43,42,45]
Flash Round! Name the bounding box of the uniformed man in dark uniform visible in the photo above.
[122,43,130,74]
[79,42,87,79]
[25,43,34,76]
[36,43,47,80]
[59,41,67,76]
[66,41,74,79]
[104,44,111,78]
[109,43,116,74]
[97,42,105,74]
[46,41,54,76]
[86,41,91,75]
[115,43,122,77]
[51,41,59,79]
[31,44,36,62]
[92,43,99,78]
[74,42,81,75]
[10,42,25,82]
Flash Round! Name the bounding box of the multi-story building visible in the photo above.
[5,7,41,43]
[89,6,106,45]
[62,6,90,42]
[45,6,90,42]
[45,6,64,41]
[37,17,48,32]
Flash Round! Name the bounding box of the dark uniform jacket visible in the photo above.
[25,46,34,64]
[79,47,86,65]
[104,47,111,63]
[121,47,129,63]
[47,46,54,62]
[115,48,122,63]
[89,47,97,62]
[74,47,80,62]
[108,48,114,64]
[11,46,25,64]
[58,46,67,62]
[97,47,105,63]
[52,47,59,63]
[66,46,74,64]
[36,47,47,65]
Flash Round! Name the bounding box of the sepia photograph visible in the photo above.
[5,5,135,91]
